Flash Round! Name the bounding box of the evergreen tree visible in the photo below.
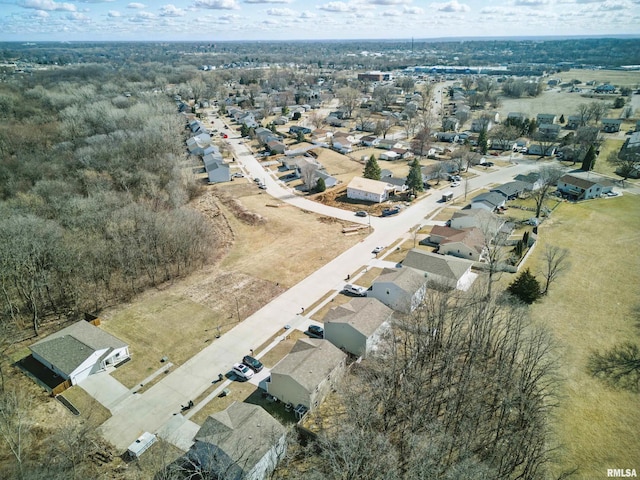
[240,124,249,137]
[296,130,306,143]
[363,155,381,181]
[559,114,565,124]
[507,268,542,304]
[315,177,326,193]
[406,158,424,195]
[582,145,596,171]
[478,128,488,155]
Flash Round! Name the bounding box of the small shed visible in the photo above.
[127,432,157,459]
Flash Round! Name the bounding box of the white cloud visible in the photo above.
[33,9,49,17]
[404,5,424,14]
[127,2,145,8]
[318,1,352,12]
[383,9,402,16]
[267,7,295,15]
[300,10,316,18]
[194,0,239,8]
[67,12,90,21]
[245,0,291,3]
[432,0,470,12]
[159,4,185,16]
[130,10,155,21]
[598,0,632,9]
[18,0,76,12]
[261,19,280,25]
[108,10,121,17]
[368,0,410,4]
[514,0,548,5]
[212,13,240,23]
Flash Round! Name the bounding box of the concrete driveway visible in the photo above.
[79,371,129,412]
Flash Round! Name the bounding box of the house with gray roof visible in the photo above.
[402,249,476,291]
[29,320,129,386]
[368,268,428,313]
[470,191,506,212]
[323,297,393,358]
[189,402,286,480]
[490,180,528,200]
[267,338,346,410]
[601,118,622,133]
[513,172,543,191]
[557,174,612,200]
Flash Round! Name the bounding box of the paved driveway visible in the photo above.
[79,372,129,412]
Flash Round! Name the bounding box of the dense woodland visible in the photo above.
[0,67,213,338]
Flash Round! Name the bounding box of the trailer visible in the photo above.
[126,432,157,459]
[442,191,454,202]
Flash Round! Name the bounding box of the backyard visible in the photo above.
[522,195,640,479]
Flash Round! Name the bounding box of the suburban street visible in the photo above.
[97,117,539,452]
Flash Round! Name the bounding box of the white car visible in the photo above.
[450,181,461,187]
[343,284,367,296]
[372,246,385,254]
[232,363,254,380]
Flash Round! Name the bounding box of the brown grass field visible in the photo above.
[556,69,640,89]
[521,194,640,479]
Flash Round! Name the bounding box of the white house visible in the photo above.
[380,151,400,161]
[557,174,612,200]
[368,268,428,313]
[347,176,394,203]
[470,192,506,212]
[29,320,130,386]
[267,338,346,410]
[190,402,286,480]
[449,209,505,230]
[430,225,487,262]
[402,249,476,291]
[323,297,393,357]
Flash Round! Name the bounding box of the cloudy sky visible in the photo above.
[1,0,639,42]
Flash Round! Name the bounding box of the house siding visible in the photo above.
[325,323,367,357]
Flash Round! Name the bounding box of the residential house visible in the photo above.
[267,338,346,410]
[566,115,582,130]
[385,176,408,193]
[360,135,380,147]
[289,126,311,136]
[491,138,517,151]
[515,138,529,150]
[470,191,507,211]
[347,176,395,203]
[315,170,338,188]
[537,123,561,138]
[536,113,557,125]
[595,84,616,94]
[442,117,460,132]
[490,180,528,200]
[323,297,394,357]
[273,116,288,126]
[436,132,459,143]
[507,112,527,122]
[449,209,505,231]
[402,249,476,291]
[635,120,640,132]
[430,225,487,262]
[471,118,493,133]
[267,140,286,155]
[377,138,403,150]
[29,320,130,386]
[189,402,286,480]
[601,118,623,133]
[513,172,544,191]
[311,129,331,145]
[527,144,557,156]
[368,268,428,313]
[391,148,413,159]
[380,151,400,161]
[332,138,354,154]
[557,174,612,200]
[205,161,230,184]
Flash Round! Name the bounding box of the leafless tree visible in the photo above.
[489,125,519,152]
[411,127,432,158]
[576,103,594,127]
[300,162,319,192]
[530,166,564,220]
[335,87,360,119]
[539,245,570,295]
[588,101,609,124]
[0,388,33,479]
[308,111,325,130]
[462,76,474,91]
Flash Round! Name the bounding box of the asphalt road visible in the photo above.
[98,117,541,453]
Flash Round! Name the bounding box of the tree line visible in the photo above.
[0,69,214,337]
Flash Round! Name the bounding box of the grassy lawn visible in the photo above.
[593,138,626,179]
[384,239,433,264]
[101,294,219,389]
[518,195,640,479]
[556,69,640,88]
[61,386,111,427]
[256,328,307,369]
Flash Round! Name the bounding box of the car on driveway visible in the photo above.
[307,325,324,339]
[372,246,385,254]
[242,355,263,373]
[343,284,367,296]
[232,363,254,380]
[231,172,244,178]
[355,210,368,217]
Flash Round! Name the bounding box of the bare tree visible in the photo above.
[411,127,432,158]
[576,103,594,127]
[308,111,325,129]
[588,101,609,124]
[335,87,360,119]
[539,245,570,295]
[300,162,319,192]
[530,166,564,220]
[0,388,33,480]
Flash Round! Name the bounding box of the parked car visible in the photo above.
[232,363,254,380]
[258,183,267,190]
[450,181,461,187]
[242,355,263,373]
[372,246,385,254]
[307,325,324,339]
[343,284,367,296]
[231,172,244,178]
[483,161,494,167]
[355,210,368,217]
[381,207,400,217]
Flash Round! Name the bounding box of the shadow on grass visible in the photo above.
[244,389,298,426]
